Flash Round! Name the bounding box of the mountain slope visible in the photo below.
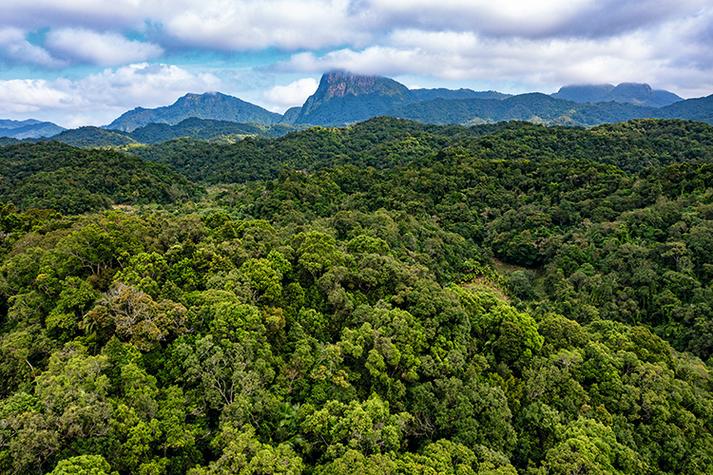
[291,72,691,126]
[294,71,513,125]
[107,92,282,132]
[0,119,65,139]
[51,127,136,147]
[409,88,510,102]
[43,118,300,147]
[393,93,656,125]
[553,82,682,107]
[658,94,713,123]
[295,71,411,125]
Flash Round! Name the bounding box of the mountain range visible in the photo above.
[99,72,713,130]
[45,118,300,148]
[3,71,713,146]
[106,92,283,132]
[0,119,65,139]
[552,83,682,107]
[293,73,700,127]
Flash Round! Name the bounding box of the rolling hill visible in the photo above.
[0,141,199,213]
[107,92,283,132]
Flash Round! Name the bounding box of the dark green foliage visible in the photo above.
[50,127,136,148]
[128,118,298,144]
[0,118,712,474]
[660,94,713,123]
[0,142,200,213]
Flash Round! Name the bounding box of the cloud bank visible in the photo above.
[0,0,712,124]
[0,63,222,127]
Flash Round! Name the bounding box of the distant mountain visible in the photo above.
[42,118,300,148]
[107,92,283,132]
[0,119,40,130]
[394,93,659,126]
[293,71,512,126]
[0,119,64,139]
[409,88,510,102]
[15,72,713,139]
[658,94,713,123]
[295,71,411,125]
[51,127,136,147]
[551,84,616,104]
[553,83,682,107]
[282,106,302,124]
[289,72,697,127]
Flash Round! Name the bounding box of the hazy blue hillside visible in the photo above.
[293,71,513,125]
[553,82,682,107]
[0,119,65,139]
[107,92,282,132]
[659,94,713,123]
[286,72,697,126]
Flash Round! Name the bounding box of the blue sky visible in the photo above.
[1,0,712,127]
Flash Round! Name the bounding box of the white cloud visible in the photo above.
[164,0,365,50]
[358,0,708,38]
[0,27,64,67]
[46,28,163,66]
[263,77,319,111]
[0,0,367,51]
[0,79,70,113]
[0,63,222,126]
[278,19,713,98]
[0,0,153,30]
[0,0,709,55]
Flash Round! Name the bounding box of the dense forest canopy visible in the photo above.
[0,118,712,474]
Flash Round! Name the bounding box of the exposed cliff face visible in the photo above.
[293,71,410,125]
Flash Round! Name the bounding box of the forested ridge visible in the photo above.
[0,118,712,474]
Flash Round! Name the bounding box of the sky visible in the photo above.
[1,0,712,127]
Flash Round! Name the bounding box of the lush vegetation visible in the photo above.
[0,142,199,214]
[50,127,137,148]
[128,119,297,144]
[0,118,712,474]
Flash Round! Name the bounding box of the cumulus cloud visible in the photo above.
[2,0,707,50]
[164,0,366,50]
[278,12,713,98]
[263,78,319,111]
[0,79,70,113]
[0,0,152,30]
[45,29,164,66]
[0,63,222,126]
[358,0,708,39]
[0,27,64,67]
